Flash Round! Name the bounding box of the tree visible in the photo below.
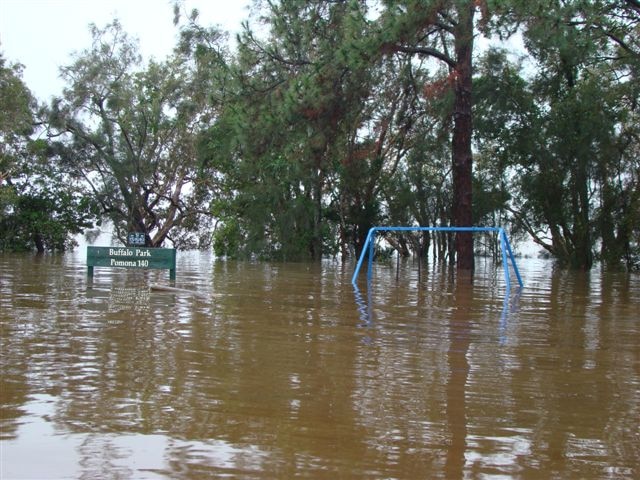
[332,50,425,258]
[0,52,95,252]
[0,53,33,226]
[376,0,479,271]
[190,0,639,269]
[484,0,640,269]
[47,20,223,249]
[202,0,375,260]
[472,48,532,258]
[200,1,480,264]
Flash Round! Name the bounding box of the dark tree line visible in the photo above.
[1,0,638,270]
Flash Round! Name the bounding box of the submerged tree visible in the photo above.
[47,20,224,248]
[13,0,632,270]
[375,0,479,270]
[199,0,484,264]
[0,52,95,252]
[201,0,375,260]
[483,0,640,269]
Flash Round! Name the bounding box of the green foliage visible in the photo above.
[3,1,640,270]
[199,0,377,260]
[0,54,34,189]
[45,20,226,249]
[0,52,96,252]
[0,188,96,252]
[473,3,640,269]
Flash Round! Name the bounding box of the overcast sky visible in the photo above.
[0,0,252,102]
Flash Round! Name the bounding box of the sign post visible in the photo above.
[87,246,176,280]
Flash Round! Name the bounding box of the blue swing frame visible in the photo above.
[351,226,524,290]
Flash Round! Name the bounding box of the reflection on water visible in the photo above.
[107,287,151,313]
[1,252,639,479]
[5,393,269,479]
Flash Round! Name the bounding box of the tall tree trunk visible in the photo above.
[311,166,324,261]
[573,158,593,269]
[452,1,475,271]
[34,233,45,253]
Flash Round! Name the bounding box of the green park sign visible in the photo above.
[87,246,176,280]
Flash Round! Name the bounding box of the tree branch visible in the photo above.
[625,0,640,12]
[602,29,639,57]
[391,45,456,68]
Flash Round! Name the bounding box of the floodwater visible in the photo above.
[1,251,638,479]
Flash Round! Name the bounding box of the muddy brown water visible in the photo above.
[1,251,638,479]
